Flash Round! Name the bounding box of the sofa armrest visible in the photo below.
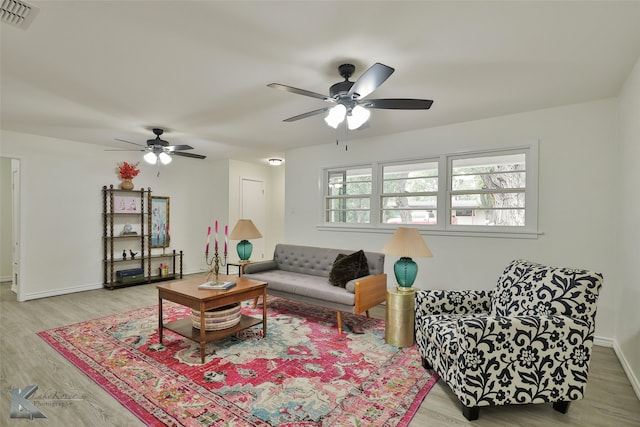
[243,260,278,274]
[353,273,387,314]
[453,314,593,407]
[415,289,493,316]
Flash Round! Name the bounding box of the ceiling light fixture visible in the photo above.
[346,105,371,130]
[158,152,172,165]
[324,103,370,130]
[144,151,158,165]
[268,158,283,166]
[144,150,173,165]
[324,104,347,129]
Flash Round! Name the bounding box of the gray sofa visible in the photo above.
[243,243,387,333]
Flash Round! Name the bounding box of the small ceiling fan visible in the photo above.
[268,62,433,130]
[110,128,206,164]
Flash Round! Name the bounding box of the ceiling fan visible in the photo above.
[268,62,433,130]
[111,128,206,165]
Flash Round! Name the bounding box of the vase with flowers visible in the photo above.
[117,161,140,190]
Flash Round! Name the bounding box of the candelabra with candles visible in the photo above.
[205,246,227,284]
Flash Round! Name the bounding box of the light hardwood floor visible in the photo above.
[1,281,639,426]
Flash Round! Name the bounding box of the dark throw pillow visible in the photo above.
[329,250,370,288]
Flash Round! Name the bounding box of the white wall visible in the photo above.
[0,130,268,301]
[618,55,640,396]
[285,99,619,341]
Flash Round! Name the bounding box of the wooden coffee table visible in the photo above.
[157,274,267,363]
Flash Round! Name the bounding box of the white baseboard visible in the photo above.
[20,283,103,301]
[594,335,640,401]
[613,340,640,400]
[594,335,614,347]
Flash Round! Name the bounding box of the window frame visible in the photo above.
[319,142,539,238]
[323,165,374,226]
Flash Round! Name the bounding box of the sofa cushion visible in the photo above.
[241,269,356,306]
[491,259,603,322]
[329,250,369,288]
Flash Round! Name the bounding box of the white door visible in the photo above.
[11,159,20,296]
[241,178,266,260]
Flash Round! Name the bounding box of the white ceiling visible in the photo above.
[2,1,640,164]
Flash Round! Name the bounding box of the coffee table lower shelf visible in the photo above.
[163,315,263,342]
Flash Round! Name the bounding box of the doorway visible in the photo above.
[240,178,266,261]
[0,157,20,298]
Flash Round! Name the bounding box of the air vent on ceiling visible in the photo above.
[1,0,39,29]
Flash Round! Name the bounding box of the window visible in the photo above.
[325,167,372,224]
[322,143,538,236]
[450,153,526,227]
[381,161,438,225]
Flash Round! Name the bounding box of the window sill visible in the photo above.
[316,224,542,239]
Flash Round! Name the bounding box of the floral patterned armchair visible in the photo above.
[414,259,603,420]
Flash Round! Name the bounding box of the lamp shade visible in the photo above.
[382,227,432,290]
[229,219,262,240]
[229,219,262,261]
[346,105,371,130]
[324,104,346,129]
[382,227,432,258]
[144,151,157,164]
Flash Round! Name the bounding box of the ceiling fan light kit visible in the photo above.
[269,62,433,131]
[110,128,206,167]
[324,104,346,128]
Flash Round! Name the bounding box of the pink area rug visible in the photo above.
[38,296,437,426]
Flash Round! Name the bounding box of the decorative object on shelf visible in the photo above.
[129,250,137,260]
[159,263,169,277]
[151,196,170,248]
[113,195,139,213]
[122,250,127,260]
[382,227,432,292]
[229,219,262,261]
[204,220,228,284]
[116,161,140,190]
[120,224,137,236]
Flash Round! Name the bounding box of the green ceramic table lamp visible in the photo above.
[229,219,262,262]
[382,227,432,292]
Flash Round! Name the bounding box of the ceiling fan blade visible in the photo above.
[104,148,145,152]
[283,107,329,122]
[268,83,330,101]
[166,144,194,151]
[173,151,206,159]
[348,63,394,100]
[364,98,433,110]
[115,138,145,148]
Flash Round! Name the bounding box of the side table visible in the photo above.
[385,287,415,347]
[226,260,252,277]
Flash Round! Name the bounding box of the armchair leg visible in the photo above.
[336,311,343,334]
[421,357,433,369]
[553,401,571,414]
[462,405,479,421]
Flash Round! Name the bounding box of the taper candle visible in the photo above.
[206,226,211,255]
[224,224,228,253]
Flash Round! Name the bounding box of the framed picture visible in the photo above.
[113,196,140,214]
[151,196,170,248]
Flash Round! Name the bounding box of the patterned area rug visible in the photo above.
[38,296,437,426]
